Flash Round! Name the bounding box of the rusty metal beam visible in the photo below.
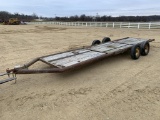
[14,53,115,74]
[24,57,40,68]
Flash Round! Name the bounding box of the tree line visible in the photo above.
[0,11,160,22]
[55,14,160,22]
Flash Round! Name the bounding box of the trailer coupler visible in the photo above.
[0,69,17,84]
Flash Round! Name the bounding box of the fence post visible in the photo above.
[120,22,122,28]
[113,22,115,28]
[128,22,130,28]
[86,22,87,26]
[149,23,151,29]
[138,23,140,29]
[106,23,108,27]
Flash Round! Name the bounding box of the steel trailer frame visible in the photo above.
[0,37,155,84]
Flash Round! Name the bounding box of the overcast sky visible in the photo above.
[0,0,160,17]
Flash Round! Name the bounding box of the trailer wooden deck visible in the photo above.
[39,37,151,69]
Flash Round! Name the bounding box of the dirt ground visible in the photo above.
[0,24,160,120]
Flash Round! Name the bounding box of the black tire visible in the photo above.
[92,40,101,46]
[140,41,150,56]
[130,44,141,60]
[102,37,111,43]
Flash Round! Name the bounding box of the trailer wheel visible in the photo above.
[130,44,141,60]
[102,37,111,43]
[140,41,150,56]
[92,40,101,46]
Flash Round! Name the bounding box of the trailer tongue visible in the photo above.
[0,37,155,84]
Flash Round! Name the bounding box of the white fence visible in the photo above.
[28,22,160,29]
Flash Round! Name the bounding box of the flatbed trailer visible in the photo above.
[0,37,155,84]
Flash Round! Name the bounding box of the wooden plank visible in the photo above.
[106,45,132,54]
[42,49,90,62]
[116,38,147,45]
[89,42,127,53]
[50,51,105,68]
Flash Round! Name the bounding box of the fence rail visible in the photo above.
[28,22,160,29]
